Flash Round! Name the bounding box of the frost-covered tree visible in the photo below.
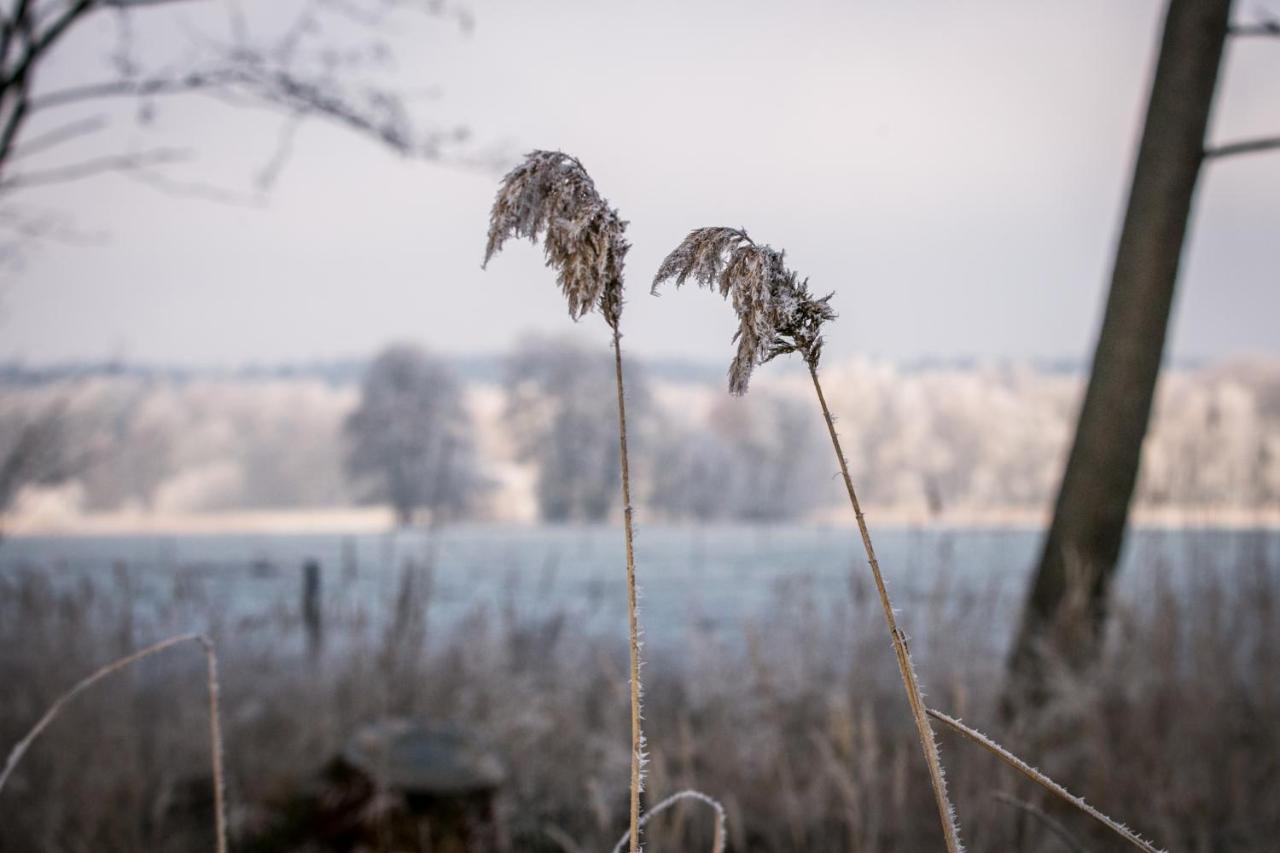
[503,335,648,522]
[644,421,735,522]
[344,344,484,526]
[0,408,69,505]
[646,391,828,522]
[0,404,76,530]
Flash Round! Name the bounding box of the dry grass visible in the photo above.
[0,541,1276,851]
[0,620,228,851]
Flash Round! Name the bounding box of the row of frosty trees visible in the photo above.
[4,345,1275,527]
[344,338,830,527]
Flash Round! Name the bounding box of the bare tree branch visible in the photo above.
[0,0,34,75]
[21,60,466,163]
[2,0,104,173]
[28,69,238,110]
[2,0,98,92]
[0,0,36,168]
[9,113,107,158]
[0,145,189,189]
[0,0,483,266]
[1228,19,1280,37]
[101,0,210,7]
[0,204,105,244]
[126,167,263,206]
[0,94,32,166]
[1204,135,1280,159]
[4,0,478,180]
[254,111,303,189]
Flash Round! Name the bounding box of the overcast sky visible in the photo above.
[2,0,1278,368]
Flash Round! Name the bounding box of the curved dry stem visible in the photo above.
[612,328,645,853]
[809,364,964,853]
[0,633,229,853]
[992,792,1090,853]
[609,789,726,853]
[928,708,1164,853]
[543,824,586,853]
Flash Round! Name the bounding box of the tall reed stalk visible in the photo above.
[484,151,645,852]
[808,362,960,852]
[0,632,228,853]
[611,323,644,849]
[653,227,963,853]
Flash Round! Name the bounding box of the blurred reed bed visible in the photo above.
[0,541,1277,852]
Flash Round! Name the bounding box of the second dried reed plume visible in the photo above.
[653,226,964,853]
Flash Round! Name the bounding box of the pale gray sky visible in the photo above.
[2,0,1278,368]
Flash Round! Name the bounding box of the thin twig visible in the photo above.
[809,363,964,853]
[0,633,229,853]
[992,792,1090,853]
[928,708,1163,853]
[0,146,190,190]
[8,114,108,160]
[543,824,586,853]
[1204,136,1280,160]
[1228,20,1280,37]
[609,789,726,853]
[613,327,645,853]
[27,71,239,111]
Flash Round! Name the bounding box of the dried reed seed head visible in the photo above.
[652,227,836,394]
[483,150,630,329]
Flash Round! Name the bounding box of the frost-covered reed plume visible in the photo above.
[654,226,964,853]
[484,150,628,328]
[484,150,646,852]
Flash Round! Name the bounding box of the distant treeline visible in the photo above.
[1,341,1276,524]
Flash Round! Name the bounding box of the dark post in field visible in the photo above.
[303,558,324,660]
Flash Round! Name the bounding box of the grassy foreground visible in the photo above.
[1,544,1277,851]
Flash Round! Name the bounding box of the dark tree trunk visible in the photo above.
[1007,0,1233,705]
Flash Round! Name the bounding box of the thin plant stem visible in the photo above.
[991,792,1090,853]
[808,362,963,853]
[928,708,1164,853]
[613,327,643,853]
[199,635,229,853]
[0,633,229,853]
[542,824,586,853]
[609,789,726,853]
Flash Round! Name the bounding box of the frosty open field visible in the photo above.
[2,523,1277,851]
